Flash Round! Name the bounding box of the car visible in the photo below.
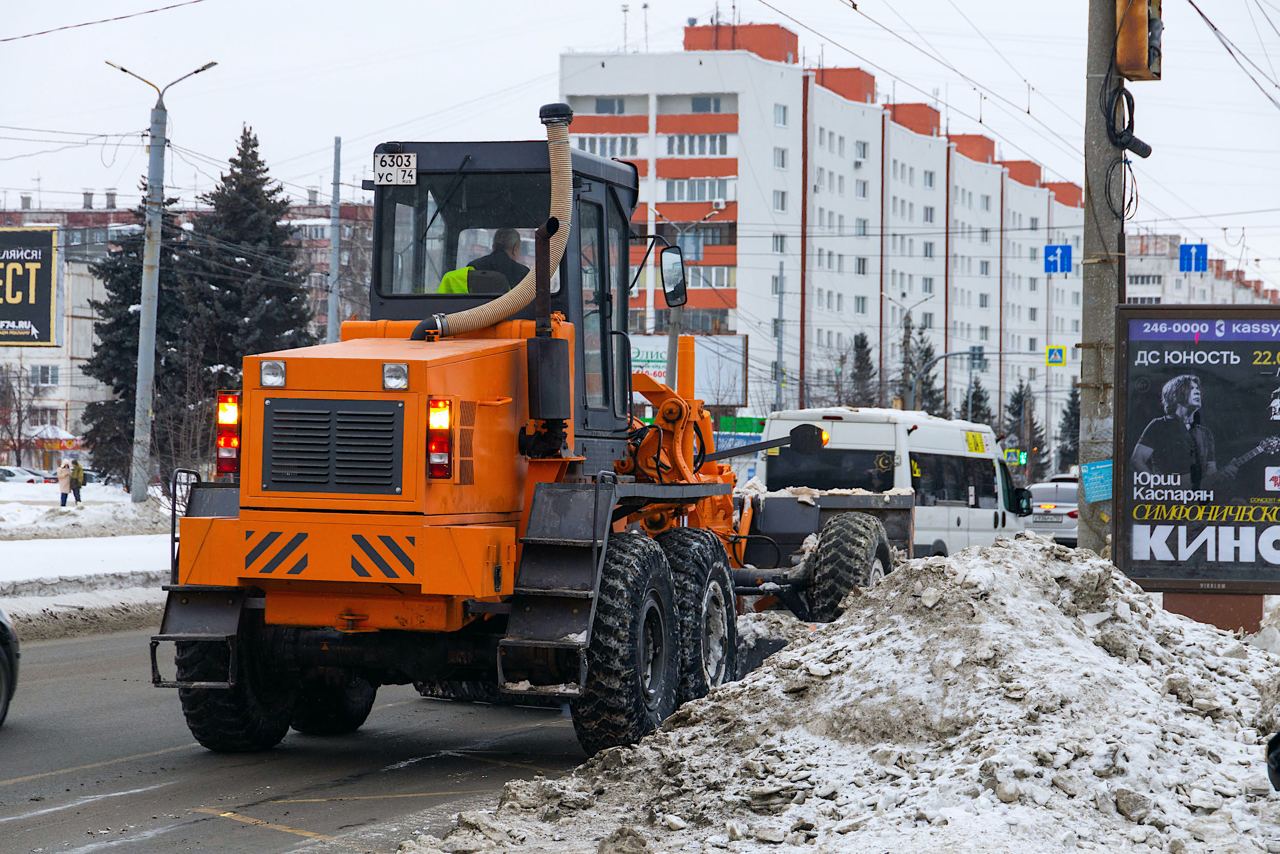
[17,467,56,484]
[0,605,18,727]
[1027,481,1079,547]
[0,466,41,484]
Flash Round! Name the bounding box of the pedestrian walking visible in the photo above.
[56,460,73,508]
[70,460,85,507]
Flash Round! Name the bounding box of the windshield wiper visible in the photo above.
[416,154,472,247]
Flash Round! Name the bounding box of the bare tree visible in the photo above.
[0,363,50,467]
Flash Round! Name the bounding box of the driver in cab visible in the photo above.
[436,228,529,294]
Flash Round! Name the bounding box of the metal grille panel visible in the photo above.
[263,398,404,494]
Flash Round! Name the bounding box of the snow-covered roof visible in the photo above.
[766,406,993,432]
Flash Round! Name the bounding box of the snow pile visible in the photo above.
[407,535,1280,853]
[734,476,913,506]
[0,496,168,540]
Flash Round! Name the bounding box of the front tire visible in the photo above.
[656,528,737,703]
[291,674,376,736]
[806,512,892,622]
[571,534,679,756]
[0,652,11,727]
[176,621,296,753]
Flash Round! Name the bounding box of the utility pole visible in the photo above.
[108,60,217,503]
[326,136,342,344]
[1078,0,1125,550]
[774,261,785,411]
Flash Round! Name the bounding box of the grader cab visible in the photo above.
[153,104,899,756]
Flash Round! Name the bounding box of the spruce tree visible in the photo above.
[81,192,195,484]
[1004,379,1048,484]
[910,325,946,416]
[957,376,995,427]
[849,332,877,406]
[1057,385,1081,472]
[185,126,314,388]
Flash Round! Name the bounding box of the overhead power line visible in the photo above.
[0,0,207,44]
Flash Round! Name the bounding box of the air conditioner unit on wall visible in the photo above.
[711,199,726,210]
[853,159,864,170]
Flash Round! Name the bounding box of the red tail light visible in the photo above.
[428,398,452,479]
[215,390,241,476]
[1067,509,1079,519]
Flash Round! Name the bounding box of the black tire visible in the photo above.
[571,533,679,756]
[291,674,376,736]
[806,512,892,622]
[176,626,296,753]
[656,527,738,703]
[0,652,11,728]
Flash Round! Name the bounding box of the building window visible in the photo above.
[772,190,787,212]
[595,97,624,114]
[837,293,844,311]
[771,273,782,294]
[774,103,788,127]
[923,206,935,224]
[691,95,722,113]
[772,233,787,253]
[855,256,869,275]
[923,241,935,259]
[838,136,846,157]
[921,312,933,329]
[1030,216,1040,232]
[922,276,934,294]
[688,266,733,288]
[979,293,990,308]
[819,127,827,146]
[980,194,992,211]
[773,147,788,170]
[855,140,870,159]
[855,295,868,313]
[31,365,59,387]
[855,217,869,237]
[1029,277,1039,292]
[665,178,731,202]
[1029,337,1038,352]
[855,180,869,199]
[980,227,991,244]
[924,170,935,189]
[838,175,845,195]
[666,134,728,156]
[1029,307,1038,321]
[579,135,641,157]
[979,325,990,341]
[29,407,58,427]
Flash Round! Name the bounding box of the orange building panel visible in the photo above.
[814,67,875,103]
[697,244,737,266]
[655,158,738,179]
[887,103,940,136]
[683,23,797,63]
[1000,160,1042,187]
[654,201,738,222]
[950,133,996,164]
[684,288,737,309]
[656,114,739,134]
[1044,181,1083,208]
[572,115,649,134]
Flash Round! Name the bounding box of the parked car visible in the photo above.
[0,466,40,484]
[18,467,56,484]
[761,408,1031,557]
[0,605,18,727]
[1026,481,1079,547]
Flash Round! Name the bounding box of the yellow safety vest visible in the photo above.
[436,266,474,294]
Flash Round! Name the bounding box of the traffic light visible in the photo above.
[1018,451,1028,465]
[1116,0,1162,81]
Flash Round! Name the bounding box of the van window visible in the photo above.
[910,453,970,504]
[966,458,998,508]
[766,447,895,492]
[999,460,1019,512]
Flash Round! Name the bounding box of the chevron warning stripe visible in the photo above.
[244,530,309,576]
[350,534,416,579]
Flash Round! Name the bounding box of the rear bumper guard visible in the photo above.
[150,633,237,689]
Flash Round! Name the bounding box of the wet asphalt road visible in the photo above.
[0,630,583,852]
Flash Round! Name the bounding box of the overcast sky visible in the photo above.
[2,0,1278,285]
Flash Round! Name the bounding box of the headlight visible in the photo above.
[383,362,409,390]
[260,360,286,388]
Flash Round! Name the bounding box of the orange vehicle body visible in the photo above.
[177,316,592,633]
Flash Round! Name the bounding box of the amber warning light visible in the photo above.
[427,399,452,479]
[215,391,241,476]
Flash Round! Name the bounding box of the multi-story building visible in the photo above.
[282,200,375,331]
[1125,233,1276,305]
[560,21,1085,447]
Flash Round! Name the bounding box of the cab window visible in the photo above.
[910,453,968,504]
[579,201,607,409]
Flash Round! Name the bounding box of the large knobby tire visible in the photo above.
[656,527,738,703]
[176,628,296,753]
[291,674,376,736]
[806,512,892,622]
[0,652,11,727]
[571,533,679,757]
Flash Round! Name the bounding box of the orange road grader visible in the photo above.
[152,104,903,755]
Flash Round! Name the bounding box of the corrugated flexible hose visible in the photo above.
[410,104,574,339]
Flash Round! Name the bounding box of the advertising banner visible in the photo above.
[1116,306,1280,592]
[630,334,748,407]
[0,227,57,347]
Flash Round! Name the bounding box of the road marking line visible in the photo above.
[0,782,171,824]
[0,745,191,788]
[192,807,335,841]
[269,787,493,804]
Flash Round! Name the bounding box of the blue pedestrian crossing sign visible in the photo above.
[1044,244,1072,274]
[1045,345,1067,366]
[1178,243,1208,273]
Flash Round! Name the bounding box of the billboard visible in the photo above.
[0,227,57,347]
[1116,306,1280,592]
[630,334,748,407]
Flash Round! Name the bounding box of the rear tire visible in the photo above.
[656,528,737,703]
[291,674,376,736]
[571,533,679,756]
[806,512,892,622]
[0,653,11,727]
[176,623,296,753]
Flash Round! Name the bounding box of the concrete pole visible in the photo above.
[326,137,342,344]
[774,260,785,411]
[129,99,167,503]
[1078,0,1124,551]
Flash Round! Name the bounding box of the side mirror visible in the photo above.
[658,245,687,307]
[1013,487,1033,517]
[788,424,825,455]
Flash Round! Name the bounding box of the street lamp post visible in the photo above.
[655,207,722,383]
[107,60,217,503]
[885,293,931,406]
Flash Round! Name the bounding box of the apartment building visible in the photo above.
[560,21,1085,439]
[1125,233,1276,305]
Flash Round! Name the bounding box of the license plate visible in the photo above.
[1033,514,1061,524]
[373,152,417,185]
